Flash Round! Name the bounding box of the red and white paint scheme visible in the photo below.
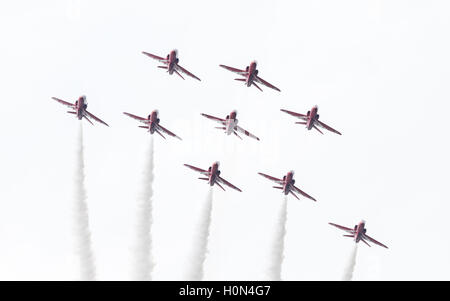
[142,49,201,81]
[329,220,388,249]
[281,106,341,135]
[258,170,317,201]
[184,161,242,192]
[52,95,109,126]
[201,110,260,141]
[123,110,182,140]
[219,61,281,92]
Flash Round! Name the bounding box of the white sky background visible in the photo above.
[0,0,449,280]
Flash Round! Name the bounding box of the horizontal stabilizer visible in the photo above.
[313,125,324,135]
[295,122,307,125]
[234,78,246,81]
[67,111,76,114]
[216,182,226,191]
[273,186,283,189]
[343,235,354,238]
[233,131,242,140]
[138,126,149,129]
[155,129,166,139]
[174,69,185,80]
[361,238,371,247]
[215,127,226,130]
[198,177,209,181]
[157,66,168,69]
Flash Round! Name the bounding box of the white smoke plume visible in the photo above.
[73,124,96,281]
[266,196,288,281]
[185,188,213,281]
[342,243,358,281]
[131,136,155,281]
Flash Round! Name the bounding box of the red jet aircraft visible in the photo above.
[281,106,341,135]
[258,171,317,201]
[123,110,182,140]
[329,220,388,249]
[201,110,260,141]
[52,95,109,126]
[142,49,201,81]
[219,61,280,92]
[184,161,242,192]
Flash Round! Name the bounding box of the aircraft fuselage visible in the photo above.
[283,171,294,195]
[209,162,220,186]
[354,220,366,243]
[246,61,257,87]
[306,106,318,130]
[167,50,177,74]
[75,96,87,120]
[148,110,159,134]
[225,111,238,135]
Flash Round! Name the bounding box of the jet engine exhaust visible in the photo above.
[73,123,96,281]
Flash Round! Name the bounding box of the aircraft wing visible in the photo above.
[219,64,248,76]
[316,120,342,135]
[85,111,109,127]
[123,112,149,123]
[156,124,182,140]
[217,176,242,192]
[255,76,281,92]
[184,164,210,176]
[280,109,308,120]
[328,222,354,233]
[142,51,168,63]
[52,97,75,108]
[201,113,226,124]
[292,185,317,202]
[363,234,388,249]
[177,65,201,81]
[235,125,260,141]
[258,172,284,185]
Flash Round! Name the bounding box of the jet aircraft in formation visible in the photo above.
[201,110,260,141]
[220,61,281,92]
[184,162,242,192]
[142,49,201,81]
[281,106,341,135]
[52,95,109,126]
[123,110,182,140]
[329,220,388,249]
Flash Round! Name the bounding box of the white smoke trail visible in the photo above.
[185,188,213,281]
[266,196,288,281]
[73,124,96,281]
[131,136,155,281]
[342,243,358,281]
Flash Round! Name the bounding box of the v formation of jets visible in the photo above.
[52,49,388,249]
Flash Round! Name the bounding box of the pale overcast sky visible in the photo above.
[0,0,449,280]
